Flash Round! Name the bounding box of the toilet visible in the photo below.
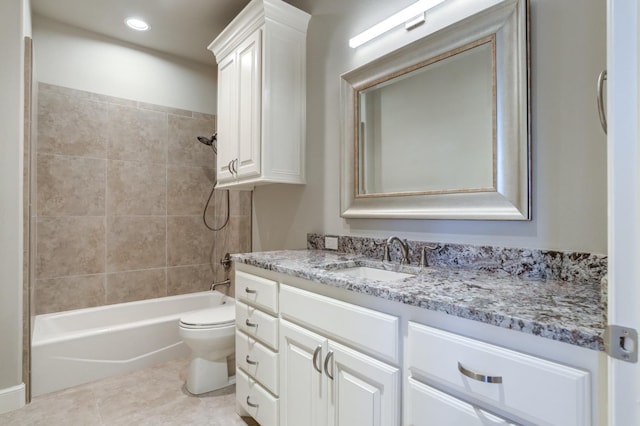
[178,301,236,395]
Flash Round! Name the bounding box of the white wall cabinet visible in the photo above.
[209,0,310,189]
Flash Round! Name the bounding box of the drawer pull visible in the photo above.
[245,287,257,294]
[324,350,335,380]
[312,345,323,373]
[246,355,258,365]
[246,395,259,408]
[458,362,502,384]
[245,319,258,328]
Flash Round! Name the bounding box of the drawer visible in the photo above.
[236,270,279,314]
[407,377,516,426]
[237,369,279,426]
[236,330,280,395]
[407,322,590,426]
[280,284,399,363]
[236,300,279,350]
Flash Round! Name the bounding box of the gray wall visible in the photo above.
[0,0,26,404]
[253,0,607,255]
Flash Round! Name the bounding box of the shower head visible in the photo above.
[197,134,217,154]
[197,135,215,146]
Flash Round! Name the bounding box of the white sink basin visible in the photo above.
[339,266,415,282]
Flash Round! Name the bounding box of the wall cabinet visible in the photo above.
[209,0,310,189]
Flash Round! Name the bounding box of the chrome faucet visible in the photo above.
[383,236,410,264]
[211,279,231,292]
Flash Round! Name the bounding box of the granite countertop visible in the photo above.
[232,249,605,351]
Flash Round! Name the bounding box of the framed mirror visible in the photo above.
[341,0,530,220]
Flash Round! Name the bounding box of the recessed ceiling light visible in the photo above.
[125,17,150,31]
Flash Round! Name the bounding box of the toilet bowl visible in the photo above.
[178,301,236,395]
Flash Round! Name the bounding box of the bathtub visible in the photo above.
[32,290,234,397]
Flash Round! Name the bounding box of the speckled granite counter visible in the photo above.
[232,249,606,351]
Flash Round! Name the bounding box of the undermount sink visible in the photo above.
[339,266,415,282]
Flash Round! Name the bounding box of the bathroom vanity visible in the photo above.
[231,247,606,426]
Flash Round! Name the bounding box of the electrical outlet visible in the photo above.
[325,236,339,250]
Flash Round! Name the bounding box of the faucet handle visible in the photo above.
[419,244,438,267]
[383,245,391,262]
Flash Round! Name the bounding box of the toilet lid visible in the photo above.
[179,303,235,329]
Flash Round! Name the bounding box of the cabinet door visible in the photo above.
[216,52,237,184]
[236,29,262,180]
[328,341,400,426]
[280,319,327,426]
[406,378,516,426]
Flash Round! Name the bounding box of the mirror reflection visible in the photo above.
[356,37,496,197]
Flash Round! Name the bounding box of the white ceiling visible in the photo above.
[31,0,252,65]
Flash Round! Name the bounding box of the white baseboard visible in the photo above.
[0,383,25,414]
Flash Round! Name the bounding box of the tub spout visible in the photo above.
[210,279,231,292]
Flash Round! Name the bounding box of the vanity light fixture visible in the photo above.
[125,17,150,31]
[349,0,446,48]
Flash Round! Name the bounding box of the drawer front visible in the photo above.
[407,378,516,426]
[407,322,590,426]
[236,300,278,350]
[280,284,400,364]
[236,270,279,314]
[236,330,280,395]
[237,369,279,426]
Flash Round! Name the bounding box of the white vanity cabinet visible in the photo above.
[279,284,401,426]
[209,0,310,190]
[233,262,600,426]
[234,270,280,426]
[406,322,592,426]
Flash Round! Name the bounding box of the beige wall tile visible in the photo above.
[35,274,105,314]
[107,160,166,216]
[107,217,166,272]
[167,264,213,295]
[167,216,214,266]
[229,190,252,217]
[229,216,252,255]
[106,269,167,304]
[36,216,106,279]
[108,104,167,163]
[37,154,106,216]
[167,165,215,216]
[167,114,216,167]
[37,87,108,158]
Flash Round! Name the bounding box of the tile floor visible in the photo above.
[0,358,256,426]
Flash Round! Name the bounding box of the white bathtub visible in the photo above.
[32,291,234,397]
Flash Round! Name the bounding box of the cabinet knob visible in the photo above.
[245,319,258,328]
[246,355,258,365]
[245,287,257,294]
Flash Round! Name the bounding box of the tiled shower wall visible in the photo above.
[34,83,251,314]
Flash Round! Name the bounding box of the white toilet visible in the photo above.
[178,301,236,395]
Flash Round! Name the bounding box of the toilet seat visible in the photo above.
[179,304,235,329]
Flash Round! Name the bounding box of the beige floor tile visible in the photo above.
[0,358,253,426]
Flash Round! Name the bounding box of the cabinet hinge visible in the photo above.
[605,325,638,363]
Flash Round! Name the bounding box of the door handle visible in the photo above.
[324,350,334,380]
[312,345,323,374]
[458,362,503,384]
[597,69,607,135]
